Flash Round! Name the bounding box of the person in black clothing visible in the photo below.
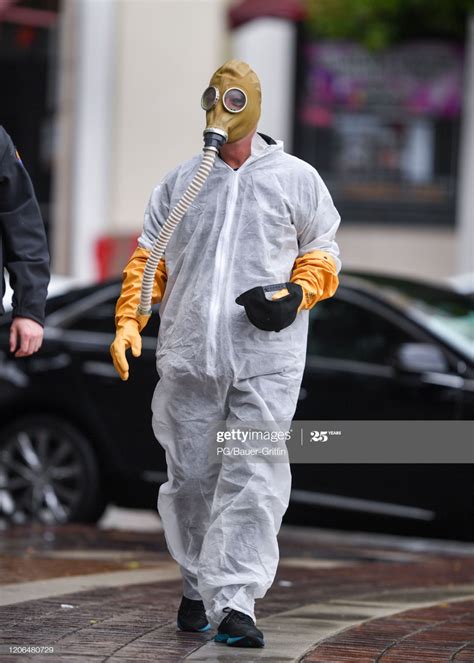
[0,126,50,357]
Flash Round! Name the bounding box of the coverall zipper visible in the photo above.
[207,169,240,367]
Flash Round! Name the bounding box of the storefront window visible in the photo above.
[294,40,462,225]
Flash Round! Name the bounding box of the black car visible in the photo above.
[0,273,473,538]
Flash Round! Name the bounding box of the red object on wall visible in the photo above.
[15,25,36,48]
[96,235,138,281]
[229,0,306,29]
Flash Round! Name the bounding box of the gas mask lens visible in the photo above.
[201,86,219,111]
[223,87,247,113]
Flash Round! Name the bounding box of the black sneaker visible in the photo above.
[214,608,265,648]
[177,596,211,632]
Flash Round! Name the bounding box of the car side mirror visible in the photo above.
[393,342,449,374]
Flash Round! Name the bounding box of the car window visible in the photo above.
[342,273,474,358]
[44,284,102,317]
[62,296,118,335]
[59,290,160,338]
[308,297,413,364]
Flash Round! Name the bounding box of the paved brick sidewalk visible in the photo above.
[303,599,474,662]
[1,524,474,661]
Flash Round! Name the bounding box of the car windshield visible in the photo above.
[349,275,474,359]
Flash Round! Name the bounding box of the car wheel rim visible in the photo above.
[0,425,84,524]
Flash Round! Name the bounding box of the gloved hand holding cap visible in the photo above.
[236,282,303,332]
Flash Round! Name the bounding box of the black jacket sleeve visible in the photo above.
[0,128,50,325]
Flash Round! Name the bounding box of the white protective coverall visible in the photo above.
[137,132,341,625]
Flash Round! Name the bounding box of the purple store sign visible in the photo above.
[300,41,463,126]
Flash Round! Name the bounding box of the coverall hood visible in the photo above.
[204,60,261,144]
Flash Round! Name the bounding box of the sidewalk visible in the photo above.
[1,521,474,661]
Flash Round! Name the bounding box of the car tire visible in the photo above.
[0,414,106,525]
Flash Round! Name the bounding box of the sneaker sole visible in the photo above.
[214,632,265,648]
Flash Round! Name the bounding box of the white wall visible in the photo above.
[53,0,117,279]
[71,0,117,280]
[232,17,296,150]
[336,224,456,281]
[54,0,229,277]
[110,0,228,235]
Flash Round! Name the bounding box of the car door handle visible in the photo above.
[420,372,467,390]
[298,387,308,401]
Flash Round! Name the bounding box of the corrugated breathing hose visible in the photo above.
[137,146,218,317]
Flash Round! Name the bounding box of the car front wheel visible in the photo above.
[0,415,106,525]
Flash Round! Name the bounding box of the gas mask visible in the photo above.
[201,60,261,147]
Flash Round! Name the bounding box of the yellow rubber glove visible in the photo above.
[291,249,339,311]
[110,319,142,381]
[272,250,339,311]
[110,246,167,380]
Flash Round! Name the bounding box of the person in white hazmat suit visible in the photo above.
[110,60,341,649]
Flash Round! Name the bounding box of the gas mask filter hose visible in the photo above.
[137,130,227,318]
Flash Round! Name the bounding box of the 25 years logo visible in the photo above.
[310,430,342,442]
[311,430,328,442]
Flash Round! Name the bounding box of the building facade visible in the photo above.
[1,0,472,283]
